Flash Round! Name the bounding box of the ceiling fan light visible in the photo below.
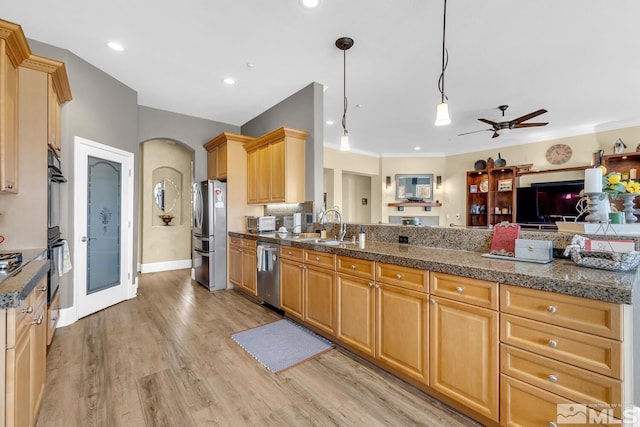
[340,134,350,151]
[498,127,511,135]
[434,102,451,126]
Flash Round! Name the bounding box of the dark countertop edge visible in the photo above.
[0,260,49,309]
[230,231,634,305]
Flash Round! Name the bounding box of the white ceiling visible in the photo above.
[3,0,640,157]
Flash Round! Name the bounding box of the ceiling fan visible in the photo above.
[459,105,548,138]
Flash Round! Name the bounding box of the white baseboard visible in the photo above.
[57,306,77,328]
[140,259,192,274]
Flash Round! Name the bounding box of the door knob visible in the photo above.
[81,236,95,242]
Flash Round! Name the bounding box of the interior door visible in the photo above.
[74,136,134,319]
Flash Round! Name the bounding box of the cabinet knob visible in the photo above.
[548,374,558,383]
[548,339,558,348]
[396,274,402,279]
[455,286,463,293]
[288,251,292,255]
[430,298,436,304]
[351,265,357,269]
[547,305,557,313]
[7,184,13,189]
[298,264,304,268]
[39,286,47,292]
[21,306,34,314]
[375,284,380,289]
[368,283,373,288]
[315,256,320,261]
[31,315,44,325]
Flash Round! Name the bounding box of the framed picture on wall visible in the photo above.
[395,174,434,201]
[498,179,513,191]
[469,185,478,193]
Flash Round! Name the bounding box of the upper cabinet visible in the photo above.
[0,19,29,193]
[203,132,255,181]
[244,127,307,204]
[466,166,518,227]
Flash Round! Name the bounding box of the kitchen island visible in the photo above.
[230,227,639,426]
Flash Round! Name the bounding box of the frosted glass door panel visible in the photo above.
[87,156,121,294]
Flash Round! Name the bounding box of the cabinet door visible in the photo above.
[246,149,258,203]
[337,273,375,356]
[257,145,271,203]
[0,40,19,193]
[270,139,285,202]
[241,251,257,296]
[31,300,47,421]
[47,289,61,346]
[228,245,242,286]
[7,328,31,427]
[375,283,428,384]
[280,259,304,319]
[217,142,227,180]
[429,296,499,421]
[207,146,217,180]
[304,265,336,336]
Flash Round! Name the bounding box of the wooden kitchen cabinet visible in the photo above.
[228,237,243,287]
[203,132,254,181]
[244,127,307,204]
[465,166,517,227]
[229,237,257,296]
[6,277,47,427]
[47,74,61,155]
[336,272,375,357]
[47,288,60,346]
[280,258,304,319]
[304,264,336,335]
[0,36,20,193]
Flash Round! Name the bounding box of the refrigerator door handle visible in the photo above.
[193,248,210,256]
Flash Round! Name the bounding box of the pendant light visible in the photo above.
[336,37,354,151]
[434,0,451,126]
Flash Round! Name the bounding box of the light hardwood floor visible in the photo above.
[36,269,479,427]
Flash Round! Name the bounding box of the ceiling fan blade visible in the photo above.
[478,118,498,127]
[509,109,547,126]
[492,131,500,138]
[458,128,493,136]
[513,122,548,128]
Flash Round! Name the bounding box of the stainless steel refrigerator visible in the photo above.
[192,180,227,291]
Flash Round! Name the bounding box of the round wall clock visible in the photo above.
[545,143,573,165]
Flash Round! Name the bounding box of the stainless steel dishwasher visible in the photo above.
[256,241,280,308]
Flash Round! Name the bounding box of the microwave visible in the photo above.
[246,216,276,233]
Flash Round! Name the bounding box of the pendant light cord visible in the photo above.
[342,48,348,136]
[437,0,448,103]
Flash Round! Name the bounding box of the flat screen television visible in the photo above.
[516,180,585,224]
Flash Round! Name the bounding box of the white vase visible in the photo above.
[594,195,612,222]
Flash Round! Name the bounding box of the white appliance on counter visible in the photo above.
[192,180,227,291]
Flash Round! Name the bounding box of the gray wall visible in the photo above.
[138,106,239,183]
[241,82,324,214]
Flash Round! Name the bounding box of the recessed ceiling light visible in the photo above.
[414,146,421,151]
[107,41,125,52]
[223,77,236,85]
[300,0,319,8]
[246,62,254,68]
[325,120,334,125]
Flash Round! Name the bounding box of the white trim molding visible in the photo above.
[140,259,192,274]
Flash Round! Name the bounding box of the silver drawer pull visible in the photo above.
[288,251,292,255]
[351,265,357,269]
[548,339,558,348]
[315,256,320,261]
[368,283,373,288]
[39,286,47,292]
[430,298,436,304]
[455,286,463,293]
[547,305,557,313]
[549,423,558,427]
[548,374,558,383]
[21,306,34,314]
[375,284,380,289]
[396,274,402,279]
[31,315,44,325]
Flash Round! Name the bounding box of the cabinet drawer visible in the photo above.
[376,263,427,293]
[501,344,623,417]
[337,256,374,279]
[241,238,256,250]
[501,314,622,378]
[7,292,34,348]
[500,284,622,340]
[430,271,498,310]
[280,246,304,262]
[304,249,336,269]
[229,236,242,247]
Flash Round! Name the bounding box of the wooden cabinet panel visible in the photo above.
[280,246,304,262]
[376,262,427,292]
[500,284,622,340]
[216,143,227,179]
[270,139,285,202]
[246,149,258,203]
[304,265,336,335]
[241,250,257,296]
[430,272,498,310]
[30,296,47,422]
[257,145,270,203]
[280,259,304,319]
[375,283,428,384]
[336,256,374,279]
[501,344,623,418]
[501,314,622,378]
[47,74,61,155]
[207,148,217,180]
[7,326,31,427]
[0,39,19,193]
[47,288,60,346]
[304,249,336,269]
[429,296,499,421]
[228,245,242,286]
[336,273,375,356]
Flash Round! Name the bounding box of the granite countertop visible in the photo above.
[0,249,48,309]
[230,231,637,305]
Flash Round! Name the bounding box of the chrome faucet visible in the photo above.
[320,208,346,241]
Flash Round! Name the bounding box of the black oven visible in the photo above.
[47,149,67,304]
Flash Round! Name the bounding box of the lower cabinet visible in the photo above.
[229,237,257,296]
[241,249,257,296]
[336,273,375,357]
[6,277,47,427]
[304,264,336,335]
[280,257,304,319]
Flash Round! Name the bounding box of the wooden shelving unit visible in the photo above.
[388,201,443,211]
[466,166,518,227]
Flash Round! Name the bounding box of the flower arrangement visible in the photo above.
[582,165,640,200]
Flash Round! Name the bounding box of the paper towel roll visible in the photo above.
[293,212,302,234]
